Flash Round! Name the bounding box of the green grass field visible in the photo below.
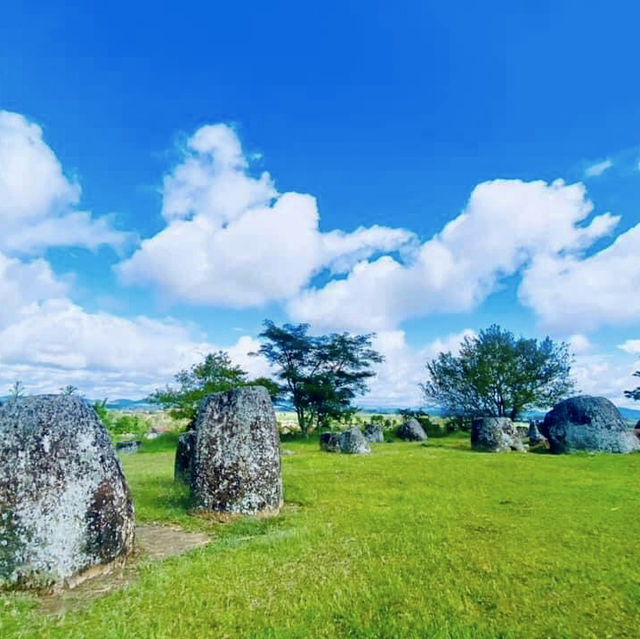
[2,433,639,638]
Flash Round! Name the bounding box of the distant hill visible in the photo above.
[619,406,640,421]
[2,395,639,421]
[104,398,158,411]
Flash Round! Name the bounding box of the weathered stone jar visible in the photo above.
[174,430,196,483]
[363,423,384,443]
[190,387,283,515]
[0,395,135,589]
[471,417,525,452]
[397,418,427,442]
[543,396,640,454]
[339,427,371,454]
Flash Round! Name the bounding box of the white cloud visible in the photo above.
[0,111,131,254]
[572,351,640,407]
[289,179,618,331]
[568,333,592,355]
[619,339,640,355]
[519,223,640,331]
[0,298,267,398]
[3,111,640,407]
[362,329,475,408]
[0,114,274,398]
[117,123,413,307]
[0,111,79,221]
[0,252,67,329]
[584,158,613,177]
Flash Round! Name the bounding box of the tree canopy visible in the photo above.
[624,372,640,402]
[255,321,383,435]
[148,351,277,422]
[422,325,574,420]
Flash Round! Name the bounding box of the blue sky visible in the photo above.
[1,1,640,406]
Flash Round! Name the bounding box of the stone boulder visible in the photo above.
[174,431,196,483]
[339,428,371,454]
[0,395,135,589]
[528,420,546,446]
[116,440,141,455]
[543,396,640,454]
[471,417,526,452]
[320,432,341,452]
[191,387,282,515]
[397,418,427,442]
[363,423,384,443]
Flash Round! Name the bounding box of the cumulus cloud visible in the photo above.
[572,351,640,407]
[619,339,640,355]
[362,328,475,408]
[567,333,592,355]
[117,123,413,307]
[289,179,619,331]
[0,110,131,254]
[0,298,268,398]
[584,158,613,177]
[3,111,640,406]
[519,223,640,332]
[0,252,67,329]
[0,113,266,399]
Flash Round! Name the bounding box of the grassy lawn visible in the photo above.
[2,433,639,638]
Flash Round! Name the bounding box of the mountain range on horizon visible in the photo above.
[101,397,640,422]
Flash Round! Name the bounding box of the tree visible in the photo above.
[255,321,383,435]
[624,372,640,402]
[60,385,79,396]
[9,381,25,399]
[422,325,574,421]
[148,351,277,422]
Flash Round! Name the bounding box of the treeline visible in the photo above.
[148,322,583,435]
[9,321,640,434]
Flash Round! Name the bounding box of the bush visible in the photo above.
[93,400,148,439]
[444,415,472,432]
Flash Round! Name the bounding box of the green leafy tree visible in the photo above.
[624,372,640,402]
[148,351,277,422]
[255,321,383,435]
[422,325,574,420]
[93,398,115,429]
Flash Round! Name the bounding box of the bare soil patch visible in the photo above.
[39,525,209,615]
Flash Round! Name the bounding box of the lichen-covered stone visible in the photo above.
[471,417,526,452]
[397,418,427,442]
[0,395,135,589]
[528,420,546,446]
[543,396,640,454]
[191,387,282,515]
[320,432,341,452]
[363,423,384,443]
[339,427,371,454]
[174,431,196,483]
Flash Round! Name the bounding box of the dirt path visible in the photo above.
[40,525,210,615]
